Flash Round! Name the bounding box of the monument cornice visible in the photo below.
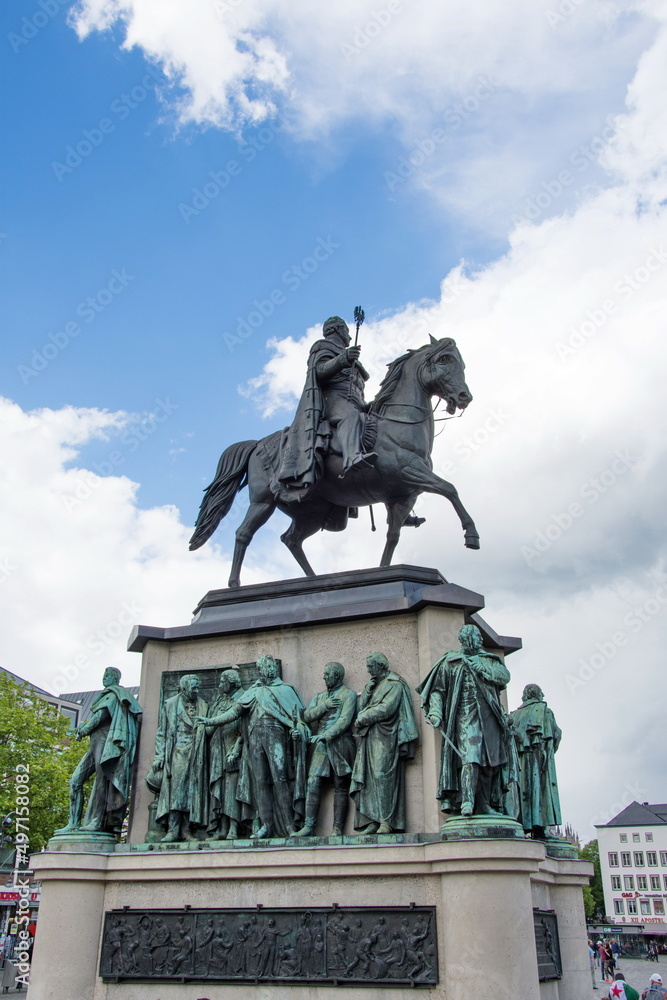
[32,837,554,884]
[127,564,522,655]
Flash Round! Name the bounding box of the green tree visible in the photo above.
[0,673,88,851]
[580,839,605,919]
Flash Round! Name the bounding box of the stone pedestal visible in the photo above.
[29,839,592,1000]
[126,565,519,843]
[28,566,592,1000]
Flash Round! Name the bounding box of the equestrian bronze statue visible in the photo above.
[190,315,479,587]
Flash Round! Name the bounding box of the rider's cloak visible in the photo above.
[276,337,336,494]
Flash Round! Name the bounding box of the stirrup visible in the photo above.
[403,515,426,528]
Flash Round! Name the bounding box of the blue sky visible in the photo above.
[2,0,667,839]
[3,6,497,515]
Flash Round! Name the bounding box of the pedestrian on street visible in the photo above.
[606,972,639,999]
[590,943,599,991]
[612,939,621,968]
[641,972,667,999]
[607,972,639,1000]
[606,941,617,979]
[600,941,609,981]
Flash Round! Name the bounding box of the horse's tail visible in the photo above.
[189,440,258,550]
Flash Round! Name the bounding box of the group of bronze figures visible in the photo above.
[99,906,438,985]
[147,652,418,841]
[419,624,562,833]
[59,625,562,843]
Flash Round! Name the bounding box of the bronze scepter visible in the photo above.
[347,305,365,400]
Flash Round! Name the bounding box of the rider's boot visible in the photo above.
[346,451,377,474]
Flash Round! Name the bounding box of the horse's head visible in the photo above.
[419,336,472,414]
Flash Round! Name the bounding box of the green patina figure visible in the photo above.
[195,655,310,839]
[204,668,244,840]
[151,674,209,842]
[277,315,375,488]
[350,653,419,835]
[293,661,357,837]
[417,624,519,819]
[57,667,142,836]
[510,684,562,838]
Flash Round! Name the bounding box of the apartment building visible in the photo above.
[597,801,667,939]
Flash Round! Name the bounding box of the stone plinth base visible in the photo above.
[47,831,118,853]
[29,838,592,1000]
[440,814,525,840]
[544,839,580,860]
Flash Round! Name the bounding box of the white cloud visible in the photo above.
[234,15,667,838]
[72,0,656,230]
[0,398,284,697]
[71,0,647,131]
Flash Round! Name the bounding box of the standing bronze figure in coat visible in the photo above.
[351,654,419,834]
[151,674,209,842]
[294,662,357,836]
[58,666,142,835]
[205,668,244,840]
[418,625,518,818]
[511,684,562,837]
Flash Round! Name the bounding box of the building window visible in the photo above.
[613,899,625,915]
[650,876,661,890]
[637,875,648,890]
[620,833,628,843]
[633,833,641,843]
[611,876,621,890]
[624,875,635,890]
[627,899,638,915]
[660,852,667,866]
[646,833,654,842]
[663,875,667,891]
[634,852,645,866]
[621,852,631,866]
[655,900,665,916]
[609,852,620,867]
[647,852,658,866]
[641,900,651,915]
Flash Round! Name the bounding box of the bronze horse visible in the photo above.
[190,336,479,587]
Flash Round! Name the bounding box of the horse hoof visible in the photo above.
[228,578,240,589]
[465,535,480,550]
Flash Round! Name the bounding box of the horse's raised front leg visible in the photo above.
[229,501,275,587]
[402,462,480,549]
[380,495,419,568]
[280,514,322,578]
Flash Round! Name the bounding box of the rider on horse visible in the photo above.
[277,316,378,496]
[189,329,475,586]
